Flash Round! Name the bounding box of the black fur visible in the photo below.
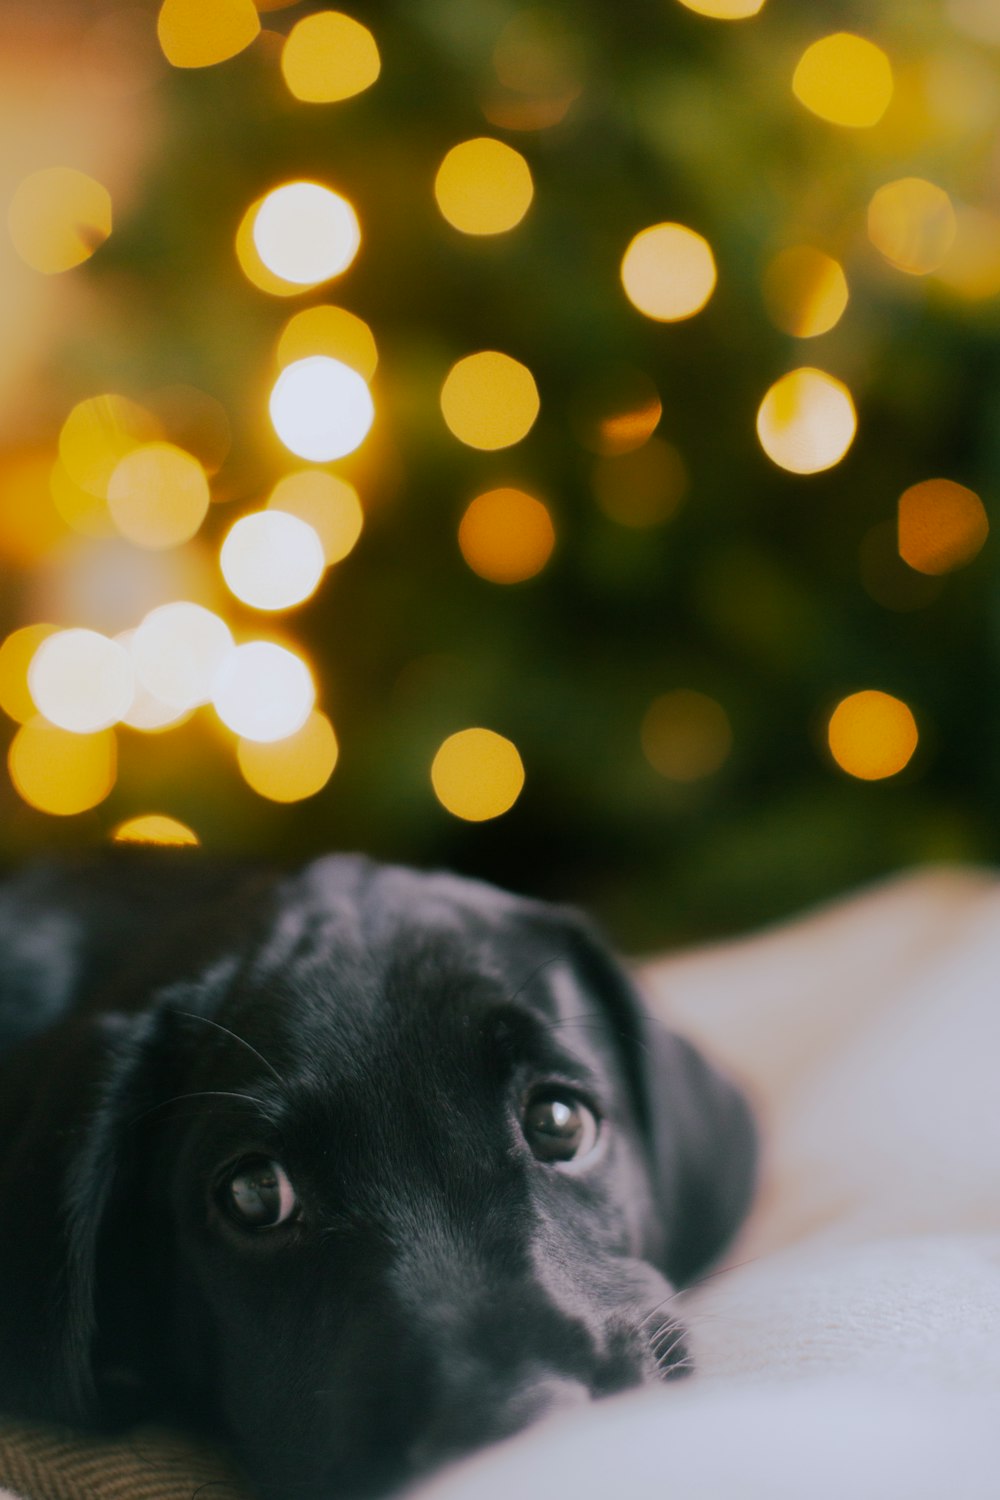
[0,849,756,1499]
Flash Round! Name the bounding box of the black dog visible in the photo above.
[0,850,755,1499]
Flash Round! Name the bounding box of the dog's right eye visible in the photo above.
[222,1157,298,1229]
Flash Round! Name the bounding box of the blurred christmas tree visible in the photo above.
[1,0,998,946]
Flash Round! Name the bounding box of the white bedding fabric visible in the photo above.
[416,866,1000,1499]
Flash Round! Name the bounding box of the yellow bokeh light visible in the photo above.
[458,488,555,584]
[236,198,303,298]
[9,719,116,816]
[29,629,134,734]
[8,167,111,275]
[0,454,67,566]
[132,602,234,711]
[267,471,363,565]
[269,356,375,463]
[50,460,117,537]
[276,305,378,380]
[431,728,525,822]
[641,691,732,782]
[868,178,957,276]
[237,709,338,802]
[252,182,360,287]
[792,33,893,128]
[827,690,918,781]
[935,208,1000,301]
[592,437,688,528]
[897,479,989,576]
[0,625,58,724]
[440,351,539,450]
[756,368,857,475]
[762,247,849,338]
[113,814,199,846]
[281,11,380,103]
[58,394,157,499]
[157,0,260,68]
[621,223,717,322]
[221,511,326,611]
[675,0,765,16]
[107,442,210,550]
[434,138,534,236]
[212,641,315,743]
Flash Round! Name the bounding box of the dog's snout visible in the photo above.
[406,1370,592,1477]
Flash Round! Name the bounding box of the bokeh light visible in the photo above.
[269,356,375,461]
[827,690,918,780]
[267,471,363,565]
[0,625,58,724]
[58,394,157,499]
[860,522,943,613]
[7,167,111,274]
[237,709,338,801]
[115,630,192,733]
[792,33,894,128]
[132,602,233,710]
[897,479,989,575]
[276,305,378,380]
[221,511,326,610]
[571,368,662,456]
[934,207,1000,300]
[641,691,732,782]
[868,178,957,275]
[8,720,116,816]
[50,460,117,537]
[252,182,361,287]
[440,351,539,450]
[113,814,199,845]
[431,728,525,821]
[28,629,134,734]
[458,488,555,583]
[107,441,210,549]
[0,456,66,566]
[212,641,315,743]
[675,0,765,16]
[592,437,688,527]
[157,0,260,68]
[281,11,381,103]
[434,138,534,236]
[762,247,849,338]
[620,223,717,322]
[756,368,857,475]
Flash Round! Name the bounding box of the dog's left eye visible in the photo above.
[222,1157,298,1229]
[521,1091,600,1165]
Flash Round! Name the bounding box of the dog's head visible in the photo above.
[0,855,755,1499]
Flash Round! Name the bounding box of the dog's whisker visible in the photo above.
[127,1089,270,1129]
[173,1009,286,1086]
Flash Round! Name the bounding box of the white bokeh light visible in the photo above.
[132,602,234,710]
[115,630,191,732]
[212,641,315,743]
[269,355,374,462]
[220,511,326,611]
[29,629,134,733]
[252,182,360,285]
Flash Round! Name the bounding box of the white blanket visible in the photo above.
[417,867,1000,1499]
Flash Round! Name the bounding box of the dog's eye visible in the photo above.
[223,1157,297,1229]
[521,1091,599,1165]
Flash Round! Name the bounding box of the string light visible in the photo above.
[458,488,555,583]
[621,223,717,322]
[269,356,375,461]
[756,368,857,474]
[220,511,326,611]
[212,641,315,742]
[107,442,210,549]
[868,179,957,276]
[58,394,157,498]
[28,629,134,734]
[440,351,539,450]
[762,247,849,338]
[897,479,988,575]
[434,138,534,236]
[0,625,58,724]
[827,691,918,780]
[281,11,380,103]
[792,34,894,128]
[156,0,260,69]
[115,630,192,733]
[252,182,361,286]
[267,471,364,565]
[675,0,765,16]
[7,168,111,274]
[276,305,378,380]
[431,728,525,821]
[132,602,233,710]
[9,720,117,816]
[113,815,199,845]
[237,710,338,801]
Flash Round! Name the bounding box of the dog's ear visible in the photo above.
[0,1006,171,1425]
[549,909,757,1288]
